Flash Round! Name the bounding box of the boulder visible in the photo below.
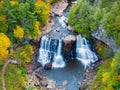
[44,62,52,70]
[63,35,76,60]
[63,35,76,45]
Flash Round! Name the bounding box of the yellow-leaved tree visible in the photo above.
[0,33,10,60]
[13,26,24,39]
[10,1,19,6]
[102,72,110,83]
[34,0,50,24]
[33,21,40,40]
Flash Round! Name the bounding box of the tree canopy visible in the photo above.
[68,0,120,45]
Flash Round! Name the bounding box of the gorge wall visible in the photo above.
[91,27,120,53]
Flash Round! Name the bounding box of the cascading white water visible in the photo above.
[52,40,65,68]
[76,35,98,66]
[38,35,65,68]
[58,16,67,27]
[38,35,52,66]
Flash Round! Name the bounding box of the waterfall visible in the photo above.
[38,35,65,68]
[76,35,98,66]
[52,40,65,68]
[38,35,52,66]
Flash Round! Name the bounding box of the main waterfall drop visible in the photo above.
[38,6,98,68]
[38,34,98,68]
[76,35,98,66]
[38,35,65,68]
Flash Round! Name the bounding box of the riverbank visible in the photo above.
[79,59,104,90]
[40,0,68,36]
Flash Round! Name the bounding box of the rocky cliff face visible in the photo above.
[91,27,120,53]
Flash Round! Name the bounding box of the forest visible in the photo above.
[0,0,50,89]
[0,0,120,90]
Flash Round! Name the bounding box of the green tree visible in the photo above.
[68,0,98,38]
[91,50,120,90]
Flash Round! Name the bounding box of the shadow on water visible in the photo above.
[41,60,85,90]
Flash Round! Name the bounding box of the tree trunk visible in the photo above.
[2,60,10,90]
[2,59,18,90]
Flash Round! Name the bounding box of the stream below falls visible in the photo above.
[41,60,85,90]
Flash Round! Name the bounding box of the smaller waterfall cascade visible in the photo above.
[53,40,65,68]
[58,16,67,27]
[38,35,65,68]
[76,35,98,66]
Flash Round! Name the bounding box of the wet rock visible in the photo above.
[39,77,56,90]
[56,87,62,90]
[44,62,52,70]
[63,35,76,44]
[62,80,68,87]
[56,27,60,32]
[47,80,56,89]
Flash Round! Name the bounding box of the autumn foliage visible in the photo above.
[91,51,120,90]
[0,33,10,60]
[13,26,24,39]
[0,0,50,89]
